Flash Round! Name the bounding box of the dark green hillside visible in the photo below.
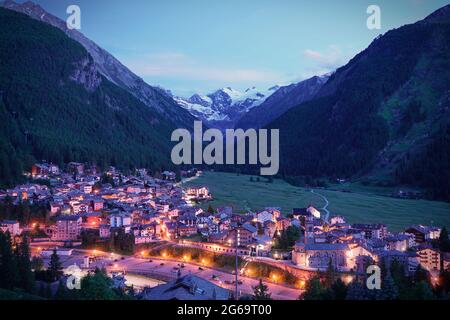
[0,8,176,187]
[268,5,450,200]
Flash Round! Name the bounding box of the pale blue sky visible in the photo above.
[20,0,450,96]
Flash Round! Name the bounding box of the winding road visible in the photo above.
[38,248,302,300]
[310,189,330,222]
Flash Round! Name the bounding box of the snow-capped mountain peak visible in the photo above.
[174,86,278,128]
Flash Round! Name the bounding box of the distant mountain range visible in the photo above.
[173,75,330,130]
[173,86,280,129]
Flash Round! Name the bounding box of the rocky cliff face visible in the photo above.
[69,56,102,92]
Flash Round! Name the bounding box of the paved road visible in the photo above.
[43,249,302,300]
[311,189,330,222]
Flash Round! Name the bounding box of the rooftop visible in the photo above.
[141,274,229,300]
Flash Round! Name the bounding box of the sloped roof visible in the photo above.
[142,274,229,300]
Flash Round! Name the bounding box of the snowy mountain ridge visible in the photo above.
[174,86,280,128]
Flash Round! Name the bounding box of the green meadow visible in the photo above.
[183,171,450,232]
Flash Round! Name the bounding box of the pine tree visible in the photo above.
[31,256,45,271]
[48,249,63,282]
[55,280,76,300]
[80,269,119,300]
[0,231,20,290]
[410,281,435,300]
[252,279,272,300]
[302,276,328,300]
[377,271,398,300]
[331,278,348,300]
[16,238,35,293]
[414,264,431,284]
[324,258,336,288]
[346,281,372,300]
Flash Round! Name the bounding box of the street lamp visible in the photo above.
[272,274,278,282]
[298,279,306,289]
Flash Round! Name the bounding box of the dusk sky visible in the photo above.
[22,0,450,96]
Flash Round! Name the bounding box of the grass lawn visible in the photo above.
[184,171,450,232]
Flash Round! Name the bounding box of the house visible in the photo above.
[292,206,321,224]
[52,215,82,241]
[385,234,414,252]
[264,207,281,220]
[162,171,176,181]
[443,253,450,271]
[178,222,197,237]
[31,163,59,177]
[140,274,230,300]
[178,212,197,227]
[416,245,441,272]
[67,162,85,175]
[109,213,132,231]
[330,216,346,225]
[0,220,21,236]
[376,250,411,275]
[82,212,103,228]
[227,224,257,246]
[255,210,275,224]
[50,202,62,215]
[405,226,441,244]
[276,217,291,233]
[92,199,104,211]
[99,224,111,239]
[352,224,387,240]
[185,186,211,201]
[79,184,92,194]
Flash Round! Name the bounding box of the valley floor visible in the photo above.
[184,171,450,232]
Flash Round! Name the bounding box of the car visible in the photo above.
[160,263,165,266]
[173,266,179,270]
[121,257,125,260]
[211,275,219,281]
[114,259,118,262]
[180,263,185,268]
[148,259,153,263]
[198,267,204,271]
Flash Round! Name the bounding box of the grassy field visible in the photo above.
[184,171,450,232]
